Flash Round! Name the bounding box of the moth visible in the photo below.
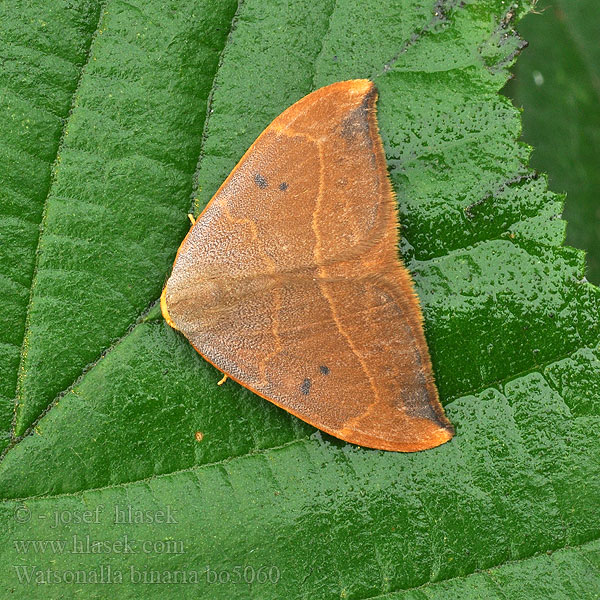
[161,80,454,451]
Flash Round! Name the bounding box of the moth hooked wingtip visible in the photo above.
[419,412,454,450]
[397,420,454,452]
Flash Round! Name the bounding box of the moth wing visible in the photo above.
[162,80,453,451]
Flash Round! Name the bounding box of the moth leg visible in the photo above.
[217,373,229,386]
[187,213,196,226]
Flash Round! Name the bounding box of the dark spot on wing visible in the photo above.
[319,365,330,375]
[300,378,311,395]
[254,173,268,188]
[279,182,288,191]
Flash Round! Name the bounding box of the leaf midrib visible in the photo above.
[191,0,246,216]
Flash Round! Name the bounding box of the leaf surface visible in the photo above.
[0,0,598,597]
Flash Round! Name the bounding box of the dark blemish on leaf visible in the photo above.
[300,378,311,395]
[254,173,268,188]
[279,182,288,191]
[465,173,539,219]
[319,365,330,375]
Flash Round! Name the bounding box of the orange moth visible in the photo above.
[161,80,454,451]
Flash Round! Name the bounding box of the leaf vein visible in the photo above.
[11,1,110,441]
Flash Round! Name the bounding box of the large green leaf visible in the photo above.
[1,0,598,597]
[505,0,600,285]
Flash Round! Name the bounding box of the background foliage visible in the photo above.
[0,0,599,597]
[505,0,600,284]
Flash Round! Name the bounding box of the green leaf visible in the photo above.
[1,0,599,597]
[390,539,600,598]
[505,0,600,285]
